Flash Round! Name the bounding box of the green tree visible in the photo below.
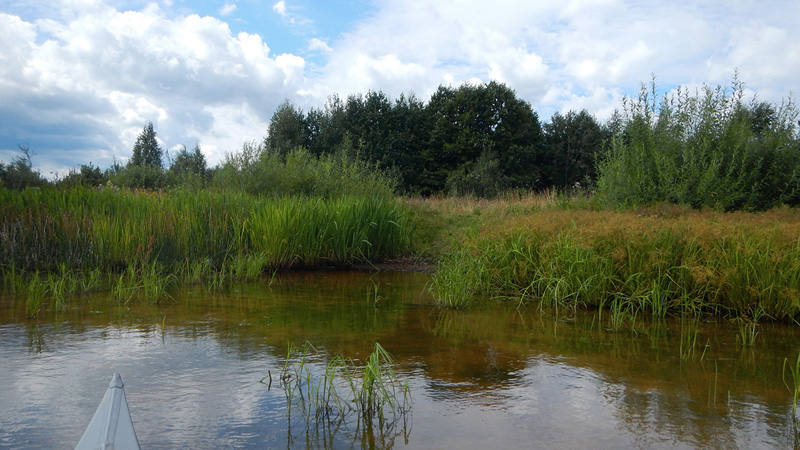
[0,145,48,189]
[129,122,163,168]
[543,110,605,189]
[265,100,307,158]
[57,163,106,188]
[168,143,208,187]
[596,79,800,211]
[425,81,544,193]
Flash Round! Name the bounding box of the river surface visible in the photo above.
[0,270,798,449]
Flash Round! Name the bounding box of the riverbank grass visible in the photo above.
[420,196,800,322]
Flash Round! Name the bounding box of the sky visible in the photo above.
[1,0,798,177]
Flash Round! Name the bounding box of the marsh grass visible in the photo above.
[275,341,411,441]
[0,188,414,298]
[424,201,800,322]
[25,272,47,318]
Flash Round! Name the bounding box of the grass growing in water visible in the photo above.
[273,341,411,442]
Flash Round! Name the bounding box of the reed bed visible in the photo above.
[429,203,800,322]
[0,187,414,310]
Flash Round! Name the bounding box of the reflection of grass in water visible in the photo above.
[784,352,800,426]
[271,341,411,446]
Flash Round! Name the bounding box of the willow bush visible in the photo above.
[596,78,800,211]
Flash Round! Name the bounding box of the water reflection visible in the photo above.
[0,271,798,449]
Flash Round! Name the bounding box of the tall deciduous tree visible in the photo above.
[425,81,544,193]
[129,122,163,168]
[543,110,605,189]
[265,100,307,157]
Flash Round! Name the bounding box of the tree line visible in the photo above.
[263,81,607,196]
[2,78,798,210]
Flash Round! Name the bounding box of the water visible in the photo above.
[0,271,798,449]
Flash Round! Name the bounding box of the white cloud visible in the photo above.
[272,1,287,17]
[2,0,799,175]
[0,5,307,173]
[308,38,331,53]
[219,2,237,16]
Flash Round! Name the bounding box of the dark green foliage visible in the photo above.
[424,81,544,193]
[445,149,508,197]
[543,110,606,189]
[120,122,166,189]
[109,164,166,190]
[57,163,107,188]
[264,100,308,158]
[0,146,48,189]
[596,79,800,211]
[168,144,208,187]
[264,82,543,196]
[129,122,163,168]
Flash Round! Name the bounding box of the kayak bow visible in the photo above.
[75,373,141,450]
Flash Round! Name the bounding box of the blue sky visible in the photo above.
[1,0,799,177]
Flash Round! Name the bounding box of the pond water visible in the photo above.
[0,270,798,449]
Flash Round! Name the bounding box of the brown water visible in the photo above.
[0,270,798,449]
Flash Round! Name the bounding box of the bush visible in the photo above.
[596,78,800,211]
[213,143,397,199]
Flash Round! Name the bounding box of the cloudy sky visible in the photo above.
[1,0,798,177]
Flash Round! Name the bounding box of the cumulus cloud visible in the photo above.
[313,0,799,121]
[0,4,307,174]
[2,0,798,175]
[219,3,237,16]
[308,38,331,53]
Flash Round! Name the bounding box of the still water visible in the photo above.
[0,271,798,449]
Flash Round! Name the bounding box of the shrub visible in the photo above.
[596,78,800,211]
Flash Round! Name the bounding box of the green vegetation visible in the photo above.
[597,78,800,211]
[274,342,411,442]
[1,76,799,327]
[424,197,800,324]
[0,185,413,314]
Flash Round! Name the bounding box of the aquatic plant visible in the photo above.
[274,341,411,436]
[784,352,800,421]
[424,203,800,322]
[0,187,415,292]
[429,247,488,309]
[25,272,48,318]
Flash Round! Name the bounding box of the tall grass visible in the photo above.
[274,342,411,442]
[429,206,800,322]
[0,187,414,281]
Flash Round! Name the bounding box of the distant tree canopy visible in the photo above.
[166,144,208,188]
[543,110,606,189]
[0,145,48,189]
[129,122,163,168]
[264,81,553,195]
[7,77,797,211]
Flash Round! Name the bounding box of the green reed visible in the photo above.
[784,352,800,417]
[275,342,411,432]
[25,272,47,318]
[0,187,414,289]
[430,224,800,321]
